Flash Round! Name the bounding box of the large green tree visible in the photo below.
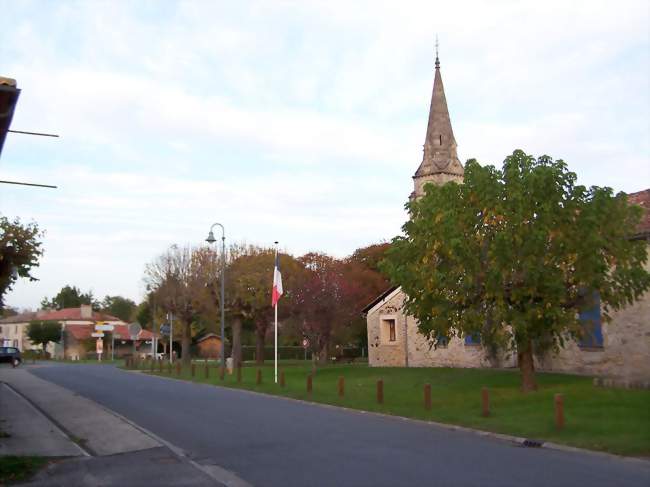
[101,295,136,322]
[41,285,97,310]
[0,216,43,311]
[382,150,650,392]
[27,320,62,355]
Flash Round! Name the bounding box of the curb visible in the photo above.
[1,380,91,457]
[125,367,650,467]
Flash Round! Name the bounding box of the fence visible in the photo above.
[240,346,365,362]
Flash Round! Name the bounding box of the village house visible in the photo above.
[364,53,650,381]
[0,311,39,350]
[0,305,157,359]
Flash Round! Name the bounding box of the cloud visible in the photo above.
[1,0,648,309]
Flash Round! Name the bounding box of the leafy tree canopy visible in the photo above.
[0,216,43,311]
[27,320,62,352]
[41,285,98,310]
[382,150,650,391]
[100,295,136,322]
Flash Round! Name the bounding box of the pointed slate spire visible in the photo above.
[412,44,464,199]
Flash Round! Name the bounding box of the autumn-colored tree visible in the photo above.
[382,150,650,391]
[348,242,391,277]
[1,216,43,311]
[225,246,305,366]
[144,245,220,367]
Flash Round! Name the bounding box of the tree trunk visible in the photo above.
[318,340,329,365]
[518,338,538,392]
[255,326,265,365]
[181,320,192,367]
[232,317,242,368]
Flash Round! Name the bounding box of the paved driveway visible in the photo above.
[31,364,650,487]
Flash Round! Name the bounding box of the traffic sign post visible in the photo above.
[127,323,142,359]
[96,337,103,362]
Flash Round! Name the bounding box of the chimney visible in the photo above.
[80,304,93,319]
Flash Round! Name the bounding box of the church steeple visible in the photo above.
[411,45,464,199]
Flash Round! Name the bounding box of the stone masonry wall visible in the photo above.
[536,244,650,379]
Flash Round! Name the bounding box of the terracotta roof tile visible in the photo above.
[36,308,120,322]
[628,189,650,237]
[65,324,155,341]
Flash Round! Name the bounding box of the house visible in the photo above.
[0,311,39,350]
[364,52,650,381]
[196,333,223,359]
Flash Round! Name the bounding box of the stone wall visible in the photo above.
[413,173,463,199]
[537,244,650,379]
[367,287,515,369]
[367,245,649,379]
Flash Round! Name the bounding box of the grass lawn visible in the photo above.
[137,361,650,457]
[0,456,48,484]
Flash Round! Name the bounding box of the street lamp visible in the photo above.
[206,223,226,369]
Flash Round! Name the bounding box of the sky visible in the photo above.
[1,0,649,310]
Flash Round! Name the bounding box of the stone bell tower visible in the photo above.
[411,46,464,200]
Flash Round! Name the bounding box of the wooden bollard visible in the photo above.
[424,383,432,410]
[256,369,262,385]
[191,363,195,377]
[159,360,163,373]
[279,370,285,387]
[220,366,225,381]
[176,362,181,376]
[204,359,209,379]
[376,379,384,404]
[167,362,172,374]
[338,376,345,397]
[481,387,490,417]
[150,359,155,372]
[306,374,313,396]
[236,367,242,383]
[555,393,564,430]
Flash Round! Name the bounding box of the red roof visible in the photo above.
[66,324,155,341]
[628,189,650,237]
[37,307,120,322]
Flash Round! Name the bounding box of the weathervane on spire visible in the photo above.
[435,35,440,68]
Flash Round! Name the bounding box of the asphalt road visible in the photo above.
[31,364,650,487]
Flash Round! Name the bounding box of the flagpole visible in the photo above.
[274,241,279,384]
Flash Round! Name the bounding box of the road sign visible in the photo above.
[91,332,104,338]
[159,323,170,336]
[96,338,103,354]
[95,324,114,331]
[128,323,142,339]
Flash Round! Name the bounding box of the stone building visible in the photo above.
[365,54,650,380]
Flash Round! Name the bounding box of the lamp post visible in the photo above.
[206,223,226,368]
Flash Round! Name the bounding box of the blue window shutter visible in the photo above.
[464,333,481,345]
[579,292,603,348]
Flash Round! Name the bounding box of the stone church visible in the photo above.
[364,54,650,382]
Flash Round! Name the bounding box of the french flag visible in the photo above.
[272,252,283,307]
